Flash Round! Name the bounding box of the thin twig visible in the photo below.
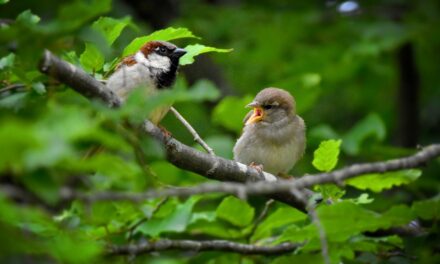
[170,107,215,155]
[127,197,169,241]
[247,199,274,240]
[108,239,298,255]
[0,83,26,94]
[292,188,330,264]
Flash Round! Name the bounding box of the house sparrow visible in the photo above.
[106,40,187,124]
[233,88,306,176]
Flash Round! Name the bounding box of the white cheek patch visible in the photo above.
[135,51,171,71]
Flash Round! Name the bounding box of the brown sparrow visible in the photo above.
[233,87,306,176]
[106,41,186,124]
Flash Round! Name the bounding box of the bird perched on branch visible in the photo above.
[233,88,306,177]
[106,40,187,124]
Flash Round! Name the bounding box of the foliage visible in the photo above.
[0,0,439,264]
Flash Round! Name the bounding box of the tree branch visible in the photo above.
[108,239,298,255]
[39,50,310,212]
[39,50,122,107]
[60,143,440,201]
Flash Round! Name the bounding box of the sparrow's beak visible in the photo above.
[172,48,187,58]
[246,102,264,125]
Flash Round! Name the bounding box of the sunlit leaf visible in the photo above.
[312,139,342,172]
[123,27,199,56]
[346,169,421,192]
[180,44,232,65]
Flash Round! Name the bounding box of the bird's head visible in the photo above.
[245,87,296,125]
[139,41,187,68]
[133,41,186,88]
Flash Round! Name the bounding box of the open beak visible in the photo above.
[245,102,264,125]
[172,47,187,58]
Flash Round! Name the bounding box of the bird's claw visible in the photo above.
[249,162,264,173]
[158,125,172,138]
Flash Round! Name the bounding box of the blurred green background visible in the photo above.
[0,0,439,263]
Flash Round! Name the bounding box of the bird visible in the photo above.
[106,40,187,124]
[233,87,306,176]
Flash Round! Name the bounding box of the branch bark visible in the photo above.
[108,239,298,255]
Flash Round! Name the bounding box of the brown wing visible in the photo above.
[115,55,136,70]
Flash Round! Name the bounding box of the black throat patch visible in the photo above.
[154,58,179,89]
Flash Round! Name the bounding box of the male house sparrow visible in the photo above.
[233,88,306,176]
[106,40,186,124]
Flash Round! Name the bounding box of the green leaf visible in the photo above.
[346,169,421,192]
[278,201,414,243]
[137,197,200,237]
[92,16,131,45]
[0,0,9,4]
[314,184,345,201]
[216,196,255,227]
[79,43,104,72]
[0,53,15,70]
[342,113,386,155]
[123,27,199,56]
[412,196,440,220]
[251,207,306,242]
[16,9,40,25]
[349,193,374,204]
[188,218,246,239]
[180,44,232,65]
[312,139,342,172]
[32,82,46,95]
[212,95,254,133]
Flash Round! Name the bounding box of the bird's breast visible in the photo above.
[106,64,155,99]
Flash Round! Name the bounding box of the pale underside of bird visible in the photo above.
[105,41,186,124]
[233,88,306,176]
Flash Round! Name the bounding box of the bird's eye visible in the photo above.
[263,105,273,110]
[159,46,167,53]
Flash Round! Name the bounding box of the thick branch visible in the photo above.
[39,50,308,211]
[39,50,122,107]
[60,144,440,201]
[108,239,298,255]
